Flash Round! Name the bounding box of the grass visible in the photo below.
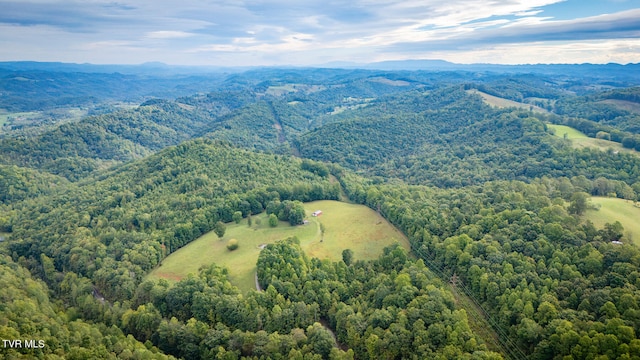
[547,124,588,139]
[585,197,640,245]
[548,124,640,157]
[302,200,409,261]
[467,90,548,113]
[0,111,40,128]
[147,200,410,293]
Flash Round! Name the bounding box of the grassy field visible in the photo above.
[0,111,40,128]
[547,124,588,139]
[585,197,640,245]
[147,200,409,293]
[467,90,548,113]
[548,124,640,157]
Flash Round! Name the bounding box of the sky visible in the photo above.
[1,0,639,66]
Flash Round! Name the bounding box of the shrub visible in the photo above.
[227,239,239,251]
[268,214,278,227]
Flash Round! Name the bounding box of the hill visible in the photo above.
[299,87,640,187]
[0,97,245,180]
[3,139,340,300]
[0,255,172,359]
[0,64,228,112]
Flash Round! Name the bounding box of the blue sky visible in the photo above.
[0,0,639,66]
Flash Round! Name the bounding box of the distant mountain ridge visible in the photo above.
[3,59,639,76]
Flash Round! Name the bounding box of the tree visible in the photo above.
[269,214,278,227]
[232,211,242,224]
[320,222,326,242]
[596,131,611,140]
[568,192,589,215]
[121,304,162,342]
[622,136,636,149]
[342,249,353,266]
[288,202,306,226]
[214,221,226,239]
[306,323,335,358]
[227,239,239,251]
[601,221,624,242]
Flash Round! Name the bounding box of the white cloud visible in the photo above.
[0,0,638,65]
[145,31,194,39]
[420,39,640,65]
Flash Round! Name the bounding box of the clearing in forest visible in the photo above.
[147,200,409,293]
[547,124,588,139]
[548,124,640,157]
[585,197,640,245]
[467,89,548,113]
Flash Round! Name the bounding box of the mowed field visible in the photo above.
[547,124,588,139]
[466,89,548,113]
[147,200,410,293]
[585,197,640,245]
[548,124,640,157]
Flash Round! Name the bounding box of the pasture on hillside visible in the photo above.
[547,124,588,139]
[585,197,640,245]
[147,200,409,293]
[548,124,640,157]
[466,89,548,113]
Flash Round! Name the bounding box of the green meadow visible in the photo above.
[467,89,548,113]
[585,197,640,245]
[548,124,640,157]
[147,200,409,293]
[547,124,588,139]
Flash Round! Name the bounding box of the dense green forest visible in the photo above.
[2,63,640,359]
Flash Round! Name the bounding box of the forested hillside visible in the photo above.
[337,171,640,359]
[2,64,640,359]
[0,64,228,112]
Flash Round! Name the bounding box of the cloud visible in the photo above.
[0,1,140,31]
[145,31,194,39]
[0,0,638,65]
[384,8,640,54]
[428,39,640,65]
